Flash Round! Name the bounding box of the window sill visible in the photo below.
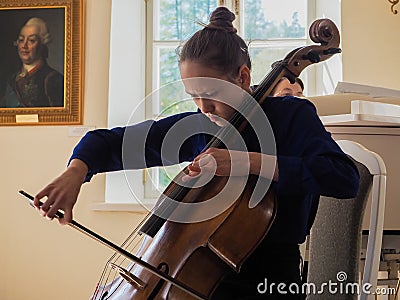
[90,200,155,213]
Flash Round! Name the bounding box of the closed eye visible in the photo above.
[186,91,218,99]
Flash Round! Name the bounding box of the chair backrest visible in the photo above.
[307,140,386,300]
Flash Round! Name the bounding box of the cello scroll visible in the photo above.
[283,18,341,80]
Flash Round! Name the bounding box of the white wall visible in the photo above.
[0,1,144,299]
[1,0,399,299]
[342,0,400,90]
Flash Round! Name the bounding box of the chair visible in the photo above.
[307,140,386,300]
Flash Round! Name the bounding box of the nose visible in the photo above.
[19,38,29,49]
[195,98,214,114]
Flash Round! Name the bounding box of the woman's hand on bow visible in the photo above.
[33,159,88,225]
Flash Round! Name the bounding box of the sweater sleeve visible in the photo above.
[275,100,360,199]
[69,126,125,182]
[69,112,206,182]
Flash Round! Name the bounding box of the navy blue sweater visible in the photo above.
[70,96,359,244]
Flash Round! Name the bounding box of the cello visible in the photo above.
[20,18,341,300]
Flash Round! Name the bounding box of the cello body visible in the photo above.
[93,176,276,299]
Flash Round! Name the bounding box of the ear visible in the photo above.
[238,64,251,92]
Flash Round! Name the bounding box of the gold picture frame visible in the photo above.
[0,0,83,125]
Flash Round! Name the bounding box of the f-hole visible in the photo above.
[147,262,169,300]
[100,291,108,300]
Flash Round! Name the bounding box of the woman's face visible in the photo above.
[17,25,42,65]
[180,60,250,127]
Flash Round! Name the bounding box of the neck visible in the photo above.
[22,59,43,73]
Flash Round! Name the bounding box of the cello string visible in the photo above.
[94,234,148,298]
[94,200,173,297]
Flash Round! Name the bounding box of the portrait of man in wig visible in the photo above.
[1,17,64,108]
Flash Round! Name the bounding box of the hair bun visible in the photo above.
[208,7,237,33]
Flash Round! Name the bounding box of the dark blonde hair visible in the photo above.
[178,7,251,80]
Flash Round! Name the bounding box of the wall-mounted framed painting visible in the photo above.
[0,0,83,125]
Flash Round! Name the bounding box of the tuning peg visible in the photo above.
[323,48,342,55]
[303,50,320,63]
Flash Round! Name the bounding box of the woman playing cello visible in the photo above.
[34,7,359,299]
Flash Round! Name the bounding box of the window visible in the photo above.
[241,0,309,87]
[105,0,341,206]
[144,0,220,198]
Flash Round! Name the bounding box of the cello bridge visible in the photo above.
[110,263,147,289]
